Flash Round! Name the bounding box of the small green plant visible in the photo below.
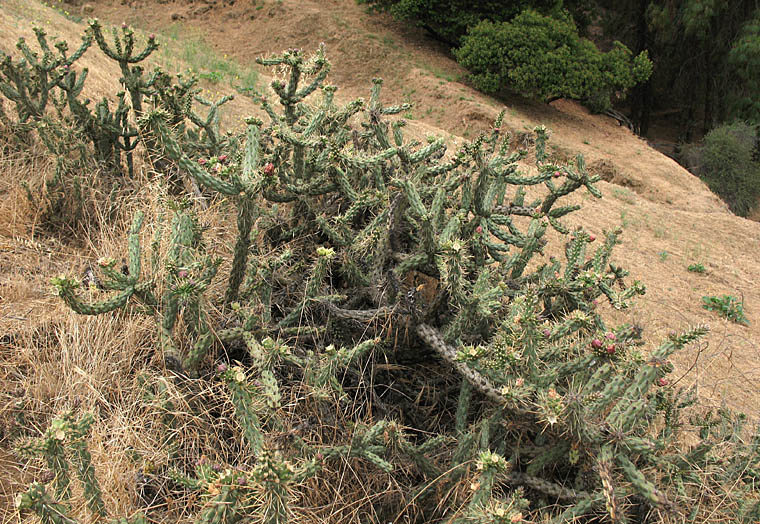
[156,24,258,91]
[658,250,669,261]
[702,294,750,325]
[688,263,706,273]
[612,187,635,205]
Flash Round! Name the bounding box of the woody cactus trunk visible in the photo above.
[38,44,760,524]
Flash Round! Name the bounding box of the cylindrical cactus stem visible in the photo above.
[183,329,213,375]
[15,483,78,524]
[225,197,255,304]
[222,366,264,454]
[616,454,676,513]
[239,117,262,185]
[52,276,134,315]
[597,445,618,523]
[455,378,472,435]
[70,414,105,518]
[127,210,144,279]
[160,293,181,372]
[548,495,599,523]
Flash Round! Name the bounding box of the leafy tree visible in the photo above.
[601,0,759,139]
[727,11,760,124]
[358,0,596,44]
[455,10,651,110]
[695,121,760,217]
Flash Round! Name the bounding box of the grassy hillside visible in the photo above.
[1,1,759,523]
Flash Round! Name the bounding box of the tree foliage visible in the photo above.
[694,122,760,217]
[601,0,760,138]
[359,0,568,45]
[727,11,760,124]
[455,10,652,110]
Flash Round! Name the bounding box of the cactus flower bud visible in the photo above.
[588,234,596,242]
[543,328,551,337]
[121,22,127,29]
[218,154,228,163]
[237,476,247,486]
[476,225,483,234]
[263,162,275,175]
[212,464,221,472]
[149,33,155,40]
[591,339,603,349]
[605,332,616,340]
[177,270,188,278]
[657,378,669,387]
[553,171,561,178]
[493,127,500,133]
[198,157,207,165]
[606,344,615,354]
[217,363,227,373]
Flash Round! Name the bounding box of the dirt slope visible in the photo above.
[1,0,759,417]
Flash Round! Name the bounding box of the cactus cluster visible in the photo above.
[16,412,107,522]
[0,22,235,229]
[8,36,758,524]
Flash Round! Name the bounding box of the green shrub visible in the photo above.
[454,10,652,110]
[702,294,750,325]
[358,0,598,44]
[687,262,706,273]
[696,122,760,217]
[358,0,553,45]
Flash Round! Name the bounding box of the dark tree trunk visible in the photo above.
[629,0,652,136]
[703,70,713,136]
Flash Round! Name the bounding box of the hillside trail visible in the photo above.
[1,0,759,415]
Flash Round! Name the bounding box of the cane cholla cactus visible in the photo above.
[40,44,760,523]
[17,412,106,519]
[15,483,77,524]
[0,27,90,124]
[51,205,222,375]
[87,20,158,115]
